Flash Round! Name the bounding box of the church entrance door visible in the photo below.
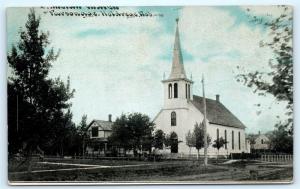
[170,132,178,153]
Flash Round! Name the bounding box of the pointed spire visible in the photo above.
[169,18,187,79]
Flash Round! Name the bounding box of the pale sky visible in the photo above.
[6,6,292,134]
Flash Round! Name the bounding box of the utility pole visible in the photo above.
[202,75,208,167]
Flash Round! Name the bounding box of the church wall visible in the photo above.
[154,102,247,156]
[206,123,247,155]
[154,102,204,154]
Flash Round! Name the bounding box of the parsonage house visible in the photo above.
[85,114,113,155]
[153,19,250,155]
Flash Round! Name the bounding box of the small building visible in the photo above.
[246,131,271,153]
[85,114,113,155]
[253,131,270,150]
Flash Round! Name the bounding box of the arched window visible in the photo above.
[171,111,176,126]
[224,130,227,149]
[216,129,219,141]
[168,84,172,99]
[188,84,190,99]
[174,83,178,98]
[261,139,264,144]
[232,131,234,150]
[238,132,241,150]
[185,84,187,98]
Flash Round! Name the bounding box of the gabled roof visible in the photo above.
[192,95,246,129]
[246,133,270,140]
[87,119,113,131]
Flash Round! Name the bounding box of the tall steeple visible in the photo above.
[169,18,186,79]
[162,18,193,108]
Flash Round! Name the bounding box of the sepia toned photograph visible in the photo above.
[7,6,293,184]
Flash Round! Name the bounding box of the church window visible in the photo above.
[238,132,241,150]
[174,83,178,98]
[185,84,187,98]
[171,111,176,126]
[188,84,190,99]
[224,130,227,149]
[92,127,98,137]
[168,84,172,99]
[261,139,264,144]
[232,131,234,150]
[216,129,219,141]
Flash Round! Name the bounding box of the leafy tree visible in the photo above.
[236,6,293,134]
[153,129,165,150]
[212,137,227,164]
[269,124,293,153]
[127,113,155,154]
[7,8,75,161]
[247,134,257,153]
[108,113,154,156]
[185,130,195,156]
[77,114,88,157]
[193,122,211,159]
[164,134,171,148]
[108,114,132,155]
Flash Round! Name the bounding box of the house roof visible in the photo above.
[87,119,113,131]
[191,95,246,129]
[246,133,270,140]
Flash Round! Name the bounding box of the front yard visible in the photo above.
[8,157,293,183]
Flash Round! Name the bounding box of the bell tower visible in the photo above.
[162,18,193,109]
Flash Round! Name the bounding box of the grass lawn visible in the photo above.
[8,158,293,183]
[9,158,227,182]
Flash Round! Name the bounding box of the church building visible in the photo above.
[154,19,248,156]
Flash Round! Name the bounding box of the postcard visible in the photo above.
[7,6,293,184]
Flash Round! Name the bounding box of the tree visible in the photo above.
[193,122,211,160]
[247,134,257,153]
[269,124,293,153]
[127,113,155,154]
[7,8,75,160]
[108,114,132,155]
[185,130,195,156]
[108,113,154,156]
[77,115,88,157]
[212,137,227,164]
[237,6,293,134]
[153,129,165,150]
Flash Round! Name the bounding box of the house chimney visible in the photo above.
[216,94,220,102]
[108,114,112,122]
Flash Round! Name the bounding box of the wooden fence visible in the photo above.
[260,154,293,162]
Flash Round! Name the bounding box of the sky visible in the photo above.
[6,6,292,134]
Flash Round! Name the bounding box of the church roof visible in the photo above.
[168,18,187,80]
[192,95,246,129]
[87,119,113,131]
